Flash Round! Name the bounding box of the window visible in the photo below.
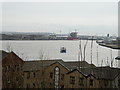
[79,77,84,86]
[14,65,19,71]
[118,79,120,88]
[16,77,19,82]
[5,65,10,72]
[33,72,36,78]
[41,82,45,88]
[7,76,11,84]
[33,83,35,88]
[55,67,60,88]
[70,76,75,85]
[104,81,108,87]
[27,84,30,88]
[22,73,24,78]
[61,74,64,80]
[27,72,30,79]
[90,79,93,86]
[50,72,53,79]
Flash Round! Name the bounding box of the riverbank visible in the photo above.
[98,43,120,49]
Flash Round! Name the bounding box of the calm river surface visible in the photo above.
[0,40,119,67]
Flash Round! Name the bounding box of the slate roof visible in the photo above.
[22,59,120,80]
[63,61,96,70]
[64,66,120,80]
[66,69,85,77]
[93,67,120,80]
[23,59,64,71]
[79,66,120,80]
[0,50,8,61]
[23,60,95,72]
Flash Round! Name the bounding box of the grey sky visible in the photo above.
[1,2,118,36]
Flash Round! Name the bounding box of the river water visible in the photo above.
[0,40,119,67]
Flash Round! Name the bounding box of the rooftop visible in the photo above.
[0,50,8,61]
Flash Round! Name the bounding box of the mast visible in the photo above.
[90,36,94,74]
[91,36,94,65]
[97,45,99,66]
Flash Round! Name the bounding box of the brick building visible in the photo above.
[1,50,24,88]
[1,51,120,89]
[23,60,120,89]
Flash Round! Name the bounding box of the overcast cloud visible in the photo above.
[1,2,118,36]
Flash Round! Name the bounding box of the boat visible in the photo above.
[67,32,80,40]
[96,34,120,49]
[115,56,120,60]
[60,47,66,53]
